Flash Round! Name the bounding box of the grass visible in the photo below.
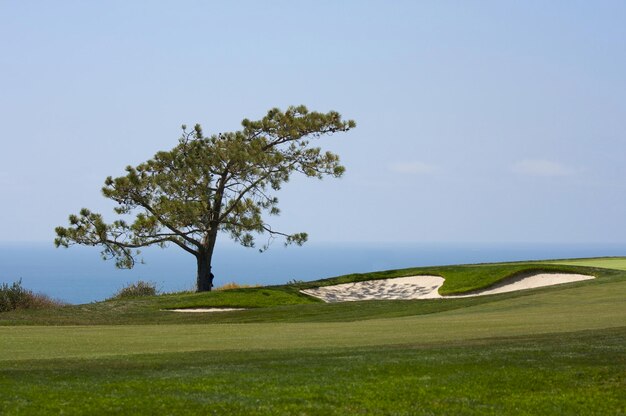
[0,257,625,414]
[547,257,626,271]
[215,281,261,290]
[292,262,603,295]
[2,278,625,361]
[1,328,624,415]
[1,260,618,326]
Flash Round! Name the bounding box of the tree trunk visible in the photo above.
[197,224,219,292]
[196,251,214,292]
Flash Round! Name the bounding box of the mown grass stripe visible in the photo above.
[2,279,624,362]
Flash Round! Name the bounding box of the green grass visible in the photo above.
[1,261,615,326]
[547,256,626,271]
[1,258,625,414]
[1,328,624,415]
[294,262,601,295]
[2,278,625,361]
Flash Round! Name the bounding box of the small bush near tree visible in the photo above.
[109,281,159,300]
[0,279,65,312]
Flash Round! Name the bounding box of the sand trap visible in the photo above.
[450,273,594,297]
[165,308,247,313]
[301,276,445,302]
[300,273,594,303]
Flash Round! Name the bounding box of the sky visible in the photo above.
[1,1,625,245]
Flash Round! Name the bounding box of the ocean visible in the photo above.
[1,241,624,304]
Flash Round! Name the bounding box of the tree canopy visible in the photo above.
[55,106,356,291]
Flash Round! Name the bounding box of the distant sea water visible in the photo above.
[0,241,624,304]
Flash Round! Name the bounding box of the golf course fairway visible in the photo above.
[1,258,624,415]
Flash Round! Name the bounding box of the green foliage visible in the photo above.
[0,280,29,312]
[54,106,355,277]
[0,279,64,312]
[109,281,159,300]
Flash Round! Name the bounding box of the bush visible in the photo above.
[109,281,159,300]
[0,279,65,312]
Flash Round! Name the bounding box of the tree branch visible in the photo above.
[133,193,203,248]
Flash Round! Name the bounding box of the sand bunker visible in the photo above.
[165,308,247,313]
[301,276,444,302]
[300,273,594,303]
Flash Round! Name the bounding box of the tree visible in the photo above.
[54,106,356,291]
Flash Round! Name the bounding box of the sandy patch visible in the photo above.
[300,276,444,302]
[165,308,247,313]
[300,273,594,303]
[450,273,594,297]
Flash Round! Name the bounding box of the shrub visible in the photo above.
[109,280,159,300]
[0,279,65,312]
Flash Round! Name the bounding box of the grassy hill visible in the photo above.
[0,257,624,415]
[0,260,617,326]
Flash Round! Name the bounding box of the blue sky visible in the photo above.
[1,1,625,244]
